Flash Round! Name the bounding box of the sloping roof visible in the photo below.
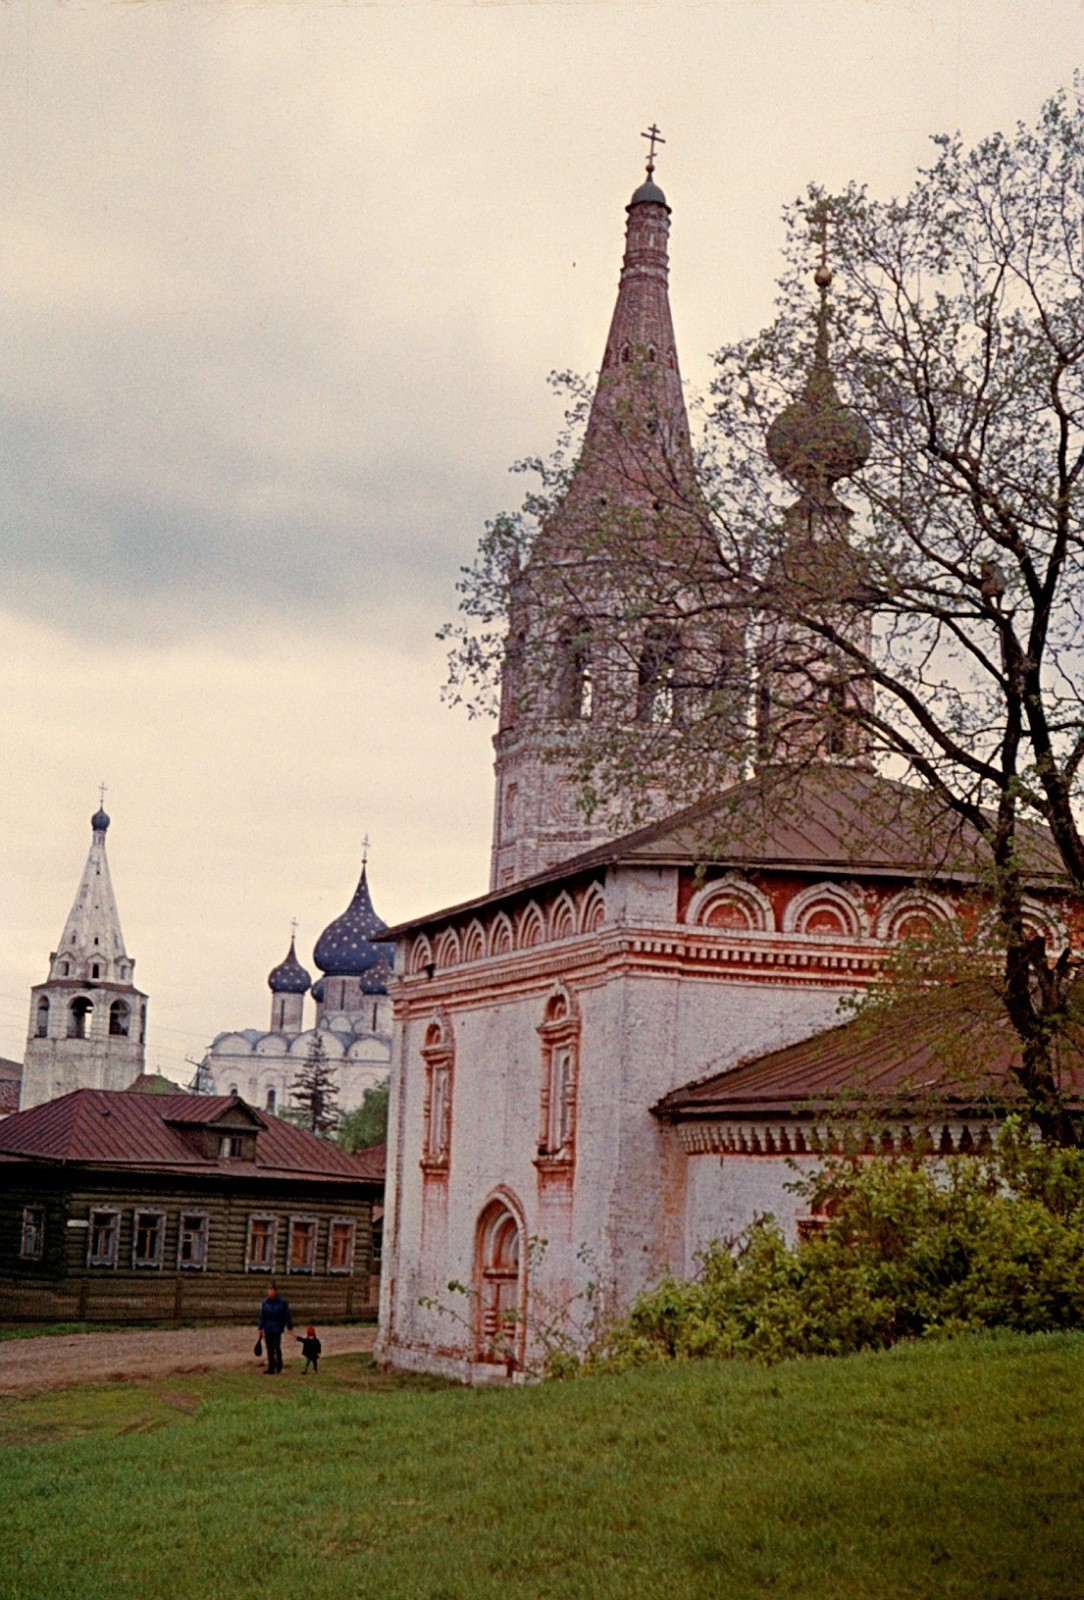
[0,1090,383,1184]
[384,765,1066,938]
[653,988,1084,1122]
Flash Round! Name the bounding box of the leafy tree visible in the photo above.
[337,1075,389,1153]
[290,1032,340,1138]
[447,81,1084,1140]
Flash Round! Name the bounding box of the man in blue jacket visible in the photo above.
[257,1282,293,1374]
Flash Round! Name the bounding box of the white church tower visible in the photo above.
[20,801,147,1110]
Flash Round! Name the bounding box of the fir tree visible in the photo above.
[291,1032,340,1137]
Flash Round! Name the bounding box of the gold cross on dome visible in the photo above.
[290,917,299,939]
[98,781,107,808]
[641,123,665,177]
[362,833,370,869]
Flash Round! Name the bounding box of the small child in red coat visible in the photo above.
[296,1325,322,1373]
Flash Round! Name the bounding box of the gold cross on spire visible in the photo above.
[640,123,665,178]
[362,833,370,869]
[290,916,299,939]
[98,781,107,809]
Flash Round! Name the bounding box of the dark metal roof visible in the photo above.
[383,766,1067,939]
[654,986,1084,1122]
[0,1090,384,1184]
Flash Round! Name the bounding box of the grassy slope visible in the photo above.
[0,1334,1080,1600]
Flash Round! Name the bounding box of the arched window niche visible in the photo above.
[473,1192,527,1373]
[109,999,130,1037]
[35,996,50,1038]
[636,623,681,724]
[535,985,581,1179]
[420,1013,454,1177]
[67,997,93,1040]
[554,619,593,721]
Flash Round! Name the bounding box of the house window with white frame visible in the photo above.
[20,1205,45,1260]
[327,1218,356,1274]
[88,1208,120,1267]
[132,1210,166,1268]
[177,1212,209,1270]
[287,1216,318,1273]
[245,1214,277,1272]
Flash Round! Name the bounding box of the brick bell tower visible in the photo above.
[490,133,741,889]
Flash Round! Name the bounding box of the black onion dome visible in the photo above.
[267,936,312,994]
[629,176,667,208]
[91,808,111,833]
[313,865,391,989]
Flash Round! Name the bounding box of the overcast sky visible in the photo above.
[1,0,1081,1081]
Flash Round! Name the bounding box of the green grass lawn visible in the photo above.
[0,1333,1080,1600]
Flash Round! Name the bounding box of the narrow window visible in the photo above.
[265,1087,277,1112]
[139,1003,147,1043]
[824,677,848,756]
[60,962,70,976]
[555,620,592,720]
[636,624,680,724]
[245,1215,277,1272]
[109,999,130,1037]
[88,1208,120,1267]
[536,989,580,1170]
[420,1017,454,1173]
[219,1134,245,1159]
[132,1210,166,1269]
[20,1206,45,1260]
[68,997,93,1040]
[177,1212,209,1270]
[91,963,101,979]
[327,1218,356,1274]
[287,1217,317,1273]
[35,997,49,1038]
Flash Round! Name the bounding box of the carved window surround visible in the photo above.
[535,986,580,1183]
[420,1015,454,1178]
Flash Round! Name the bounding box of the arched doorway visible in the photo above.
[474,1196,526,1372]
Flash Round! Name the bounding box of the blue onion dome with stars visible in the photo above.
[267,935,312,995]
[313,862,394,994]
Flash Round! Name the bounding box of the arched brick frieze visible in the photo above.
[435,927,461,969]
[579,884,606,934]
[686,876,775,935]
[549,893,577,943]
[462,920,486,965]
[409,935,433,976]
[489,913,514,957]
[875,889,953,943]
[782,882,868,940]
[517,903,545,950]
[1021,896,1069,954]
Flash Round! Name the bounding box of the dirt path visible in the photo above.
[0,1324,377,1395]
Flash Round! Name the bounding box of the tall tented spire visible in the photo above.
[49,806,131,981]
[534,148,699,561]
[490,151,742,890]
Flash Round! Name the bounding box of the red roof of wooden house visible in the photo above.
[0,1089,385,1184]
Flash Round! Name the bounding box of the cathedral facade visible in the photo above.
[199,855,392,1117]
[374,162,1070,1381]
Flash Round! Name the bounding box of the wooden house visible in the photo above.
[0,1088,384,1324]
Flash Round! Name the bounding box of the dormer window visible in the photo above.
[219,1134,245,1159]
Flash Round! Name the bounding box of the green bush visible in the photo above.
[594,1121,1084,1371]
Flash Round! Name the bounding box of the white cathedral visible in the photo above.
[197,854,392,1116]
[374,160,1069,1381]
